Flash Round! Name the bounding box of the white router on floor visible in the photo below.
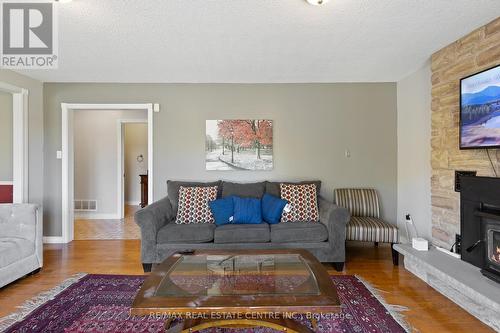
[405,214,428,251]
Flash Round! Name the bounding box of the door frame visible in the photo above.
[0,82,28,203]
[61,103,154,243]
[117,119,148,218]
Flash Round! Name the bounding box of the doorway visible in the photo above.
[0,82,28,204]
[118,120,148,219]
[61,103,154,243]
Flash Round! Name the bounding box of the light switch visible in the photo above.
[153,103,160,112]
[345,149,351,158]
[56,151,62,159]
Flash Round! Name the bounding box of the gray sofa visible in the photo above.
[135,181,350,272]
[0,204,42,288]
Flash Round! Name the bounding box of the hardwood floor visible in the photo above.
[74,205,140,240]
[0,241,493,332]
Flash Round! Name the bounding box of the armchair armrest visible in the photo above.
[135,196,174,263]
[319,197,350,261]
[34,205,42,267]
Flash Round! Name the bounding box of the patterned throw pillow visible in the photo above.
[175,186,218,224]
[280,183,319,223]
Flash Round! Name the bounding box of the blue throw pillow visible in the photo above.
[261,193,288,224]
[208,197,234,226]
[233,196,262,224]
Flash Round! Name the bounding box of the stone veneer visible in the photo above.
[431,17,500,248]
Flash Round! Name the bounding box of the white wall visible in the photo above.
[397,61,432,240]
[44,83,397,235]
[74,109,147,218]
[0,91,12,181]
[124,123,148,205]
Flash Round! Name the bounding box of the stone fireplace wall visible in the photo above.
[431,17,500,248]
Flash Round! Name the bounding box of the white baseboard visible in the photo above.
[43,236,66,244]
[125,201,140,206]
[74,212,121,220]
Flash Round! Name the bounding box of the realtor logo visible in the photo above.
[1,1,58,68]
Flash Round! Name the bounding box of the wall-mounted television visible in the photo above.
[460,64,500,149]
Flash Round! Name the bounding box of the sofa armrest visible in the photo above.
[319,197,350,261]
[135,196,174,263]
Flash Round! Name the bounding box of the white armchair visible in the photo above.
[0,204,42,288]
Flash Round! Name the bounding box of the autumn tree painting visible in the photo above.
[206,120,273,171]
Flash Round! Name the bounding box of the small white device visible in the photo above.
[405,214,429,251]
[412,237,429,251]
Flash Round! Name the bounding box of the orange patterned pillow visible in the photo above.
[280,183,319,223]
[175,186,218,224]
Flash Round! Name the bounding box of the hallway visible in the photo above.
[74,205,141,240]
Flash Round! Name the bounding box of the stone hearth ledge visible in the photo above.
[393,244,500,332]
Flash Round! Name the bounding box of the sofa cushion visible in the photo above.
[175,186,218,224]
[167,180,221,214]
[261,193,288,224]
[214,224,270,243]
[266,181,322,198]
[0,237,34,267]
[233,197,262,224]
[280,183,320,223]
[221,181,265,198]
[270,222,328,243]
[157,223,216,243]
[208,196,235,226]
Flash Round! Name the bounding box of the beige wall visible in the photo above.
[43,83,397,236]
[74,110,147,216]
[124,123,148,205]
[0,91,12,181]
[0,70,44,218]
[431,17,500,248]
[397,62,432,240]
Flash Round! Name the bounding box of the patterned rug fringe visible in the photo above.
[355,275,412,333]
[0,273,87,332]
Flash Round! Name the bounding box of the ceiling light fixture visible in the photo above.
[306,0,330,5]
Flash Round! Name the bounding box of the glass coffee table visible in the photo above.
[131,249,340,333]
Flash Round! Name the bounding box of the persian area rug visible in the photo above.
[0,274,410,333]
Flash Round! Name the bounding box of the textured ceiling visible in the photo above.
[16,0,500,83]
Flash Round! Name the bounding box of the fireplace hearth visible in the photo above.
[461,176,500,283]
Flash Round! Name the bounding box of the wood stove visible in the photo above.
[460,176,500,283]
[483,217,500,282]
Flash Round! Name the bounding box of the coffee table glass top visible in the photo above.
[155,254,320,297]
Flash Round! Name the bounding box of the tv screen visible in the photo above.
[460,64,500,149]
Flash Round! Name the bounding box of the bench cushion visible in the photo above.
[346,217,398,243]
[157,223,215,243]
[270,222,328,243]
[214,224,270,243]
[0,237,34,267]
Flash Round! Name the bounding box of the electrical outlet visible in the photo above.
[345,149,351,158]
